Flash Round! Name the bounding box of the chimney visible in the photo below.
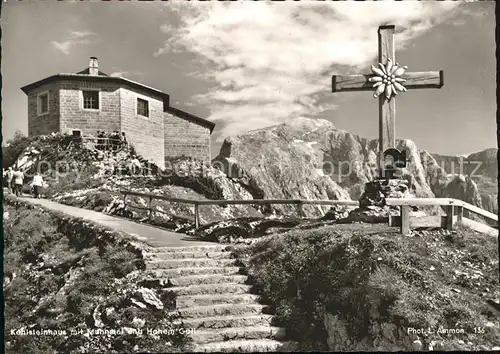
[89,57,99,76]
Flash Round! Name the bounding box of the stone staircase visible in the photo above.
[144,245,296,352]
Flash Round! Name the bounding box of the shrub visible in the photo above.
[244,224,500,350]
[2,130,31,168]
[44,167,103,198]
[102,246,139,278]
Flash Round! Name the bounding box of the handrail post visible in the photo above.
[194,203,200,229]
[457,205,463,224]
[445,205,454,231]
[148,195,153,221]
[400,205,410,236]
[297,201,304,219]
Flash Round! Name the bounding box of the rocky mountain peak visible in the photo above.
[214,118,497,217]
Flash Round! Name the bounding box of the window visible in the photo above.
[83,91,99,110]
[38,93,49,115]
[137,98,149,117]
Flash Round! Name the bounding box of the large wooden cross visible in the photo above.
[332,25,443,177]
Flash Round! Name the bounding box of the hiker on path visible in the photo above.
[12,168,24,197]
[129,156,142,176]
[121,132,127,148]
[102,131,109,151]
[111,131,120,151]
[4,167,13,194]
[31,172,44,199]
[97,130,103,150]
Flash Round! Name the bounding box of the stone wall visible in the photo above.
[164,111,211,163]
[27,83,60,136]
[59,80,121,136]
[120,87,165,169]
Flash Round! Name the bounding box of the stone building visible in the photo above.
[21,57,215,168]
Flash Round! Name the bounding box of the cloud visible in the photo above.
[109,70,144,78]
[51,30,96,55]
[109,71,128,78]
[51,41,72,55]
[158,1,463,140]
[70,30,95,39]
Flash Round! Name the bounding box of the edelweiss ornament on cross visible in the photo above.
[369,59,408,100]
[332,25,444,178]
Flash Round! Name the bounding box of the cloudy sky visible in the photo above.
[2,1,495,157]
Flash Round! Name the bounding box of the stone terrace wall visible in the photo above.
[59,80,121,136]
[120,87,165,169]
[27,83,60,136]
[164,111,211,163]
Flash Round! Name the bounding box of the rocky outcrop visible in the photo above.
[422,149,497,216]
[430,148,497,180]
[441,175,482,206]
[214,118,497,218]
[213,119,352,218]
[191,215,359,244]
[324,312,420,351]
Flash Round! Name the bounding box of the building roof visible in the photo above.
[167,106,215,133]
[20,73,171,101]
[75,68,109,76]
[20,70,215,132]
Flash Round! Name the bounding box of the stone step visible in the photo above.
[175,314,275,329]
[164,283,253,296]
[146,245,229,253]
[168,274,248,287]
[170,303,269,319]
[190,326,286,344]
[145,251,233,260]
[191,339,297,352]
[176,293,261,309]
[145,258,240,270]
[146,266,244,278]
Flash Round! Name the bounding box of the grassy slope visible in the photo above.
[3,198,190,354]
[236,223,500,351]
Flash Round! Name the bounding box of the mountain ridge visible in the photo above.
[213,118,497,217]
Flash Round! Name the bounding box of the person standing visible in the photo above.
[31,172,44,199]
[96,130,102,150]
[112,131,120,151]
[121,132,127,148]
[12,168,24,197]
[5,167,13,194]
[129,156,142,176]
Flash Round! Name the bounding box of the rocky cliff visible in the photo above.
[428,148,497,215]
[214,118,497,217]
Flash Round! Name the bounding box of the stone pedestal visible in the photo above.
[361,178,413,202]
[347,178,415,223]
